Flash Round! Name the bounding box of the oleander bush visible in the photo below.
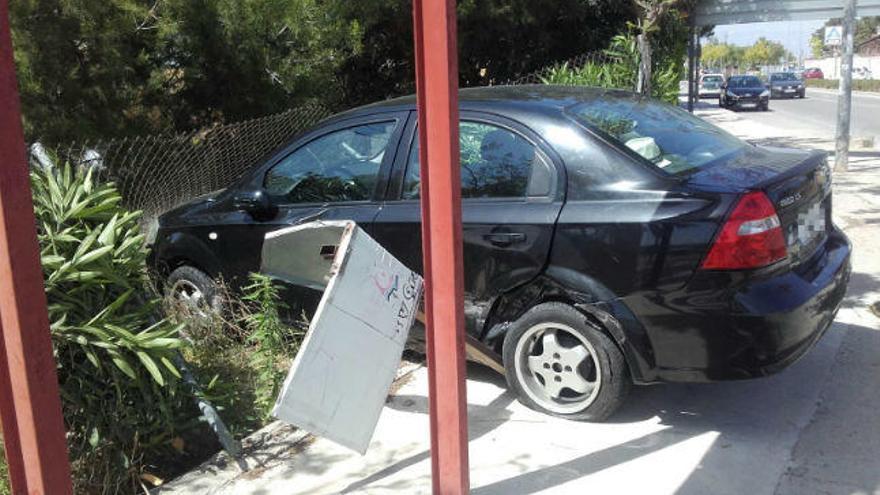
[31,162,195,493]
[24,162,308,493]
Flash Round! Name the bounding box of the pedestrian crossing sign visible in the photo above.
[825,26,842,46]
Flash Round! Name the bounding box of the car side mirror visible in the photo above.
[233,189,277,219]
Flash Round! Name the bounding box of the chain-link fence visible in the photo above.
[505,50,618,85]
[42,103,331,224]
[42,49,618,225]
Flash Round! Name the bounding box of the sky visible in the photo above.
[709,20,827,60]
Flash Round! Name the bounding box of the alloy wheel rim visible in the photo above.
[170,279,211,319]
[514,322,601,414]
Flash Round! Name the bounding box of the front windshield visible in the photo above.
[703,75,723,83]
[567,98,747,174]
[771,73,799,82]
[728,76,763,88]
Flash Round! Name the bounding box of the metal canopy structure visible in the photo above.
[694,0,880,25]
[688,0,862,171]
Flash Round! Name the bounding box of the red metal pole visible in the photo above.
[411,0,469,493]
[0,1,74,493]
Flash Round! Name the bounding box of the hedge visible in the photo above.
[805,78,880,92]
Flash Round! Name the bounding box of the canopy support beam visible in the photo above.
[0,0,73,492]
[411,0,470,493]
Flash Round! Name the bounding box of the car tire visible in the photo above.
[761,103,769,111]
[502,302,630,422]
[165,265,224,318]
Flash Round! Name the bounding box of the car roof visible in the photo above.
[324,84,640,123]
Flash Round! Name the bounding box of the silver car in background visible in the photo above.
[699,73,724,98]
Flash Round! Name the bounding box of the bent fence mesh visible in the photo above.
[43,49,615,225]
[505,50,616,85]
[46,103,331,224]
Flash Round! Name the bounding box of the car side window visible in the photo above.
[264,121,396,204]
[402,121,539,200]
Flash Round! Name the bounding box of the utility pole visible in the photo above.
[687,26,696,112]
[836,0,856,172]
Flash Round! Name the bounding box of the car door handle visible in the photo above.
[483,232,526,246]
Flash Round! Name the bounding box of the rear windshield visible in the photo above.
[728,76,763,87]
[771,73,800,81]
[567,98,746,174]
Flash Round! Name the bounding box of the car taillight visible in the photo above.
[701,191,787,270]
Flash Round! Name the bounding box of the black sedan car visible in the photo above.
[720,75,770,111]
[769,72,806,99]
[152,85,850,421]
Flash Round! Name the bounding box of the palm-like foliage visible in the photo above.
[541,34,680,104]
[32,163,187,493]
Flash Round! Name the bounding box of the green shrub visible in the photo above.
[0,437,9,495]
[804,78,880,92]
[169,275,305,437]
[243,274,304,420]
[32,162,192,493]
[540,33,682,104]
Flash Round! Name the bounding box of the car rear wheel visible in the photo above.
[166,266,223,320]
[502,302,629,421]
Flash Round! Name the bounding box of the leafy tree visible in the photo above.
[11,0,656,144]
[333,0,637,107]
[10,0,361,144]
[154,0,362,130]
[742,37,789,67]
[633,0,681,96]
[10,0,166,144]
[701,42,735,69]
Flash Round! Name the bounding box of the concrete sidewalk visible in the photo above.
[160,108,880,495]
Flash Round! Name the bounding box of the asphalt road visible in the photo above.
[700,88,880,141]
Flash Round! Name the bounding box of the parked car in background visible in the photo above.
[769,72,806,99]
[720,75,770,111]
[699,73,724,98]
[151,85,850,421]
[803,67,824,79]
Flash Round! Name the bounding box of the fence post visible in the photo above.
[0,1,73,493]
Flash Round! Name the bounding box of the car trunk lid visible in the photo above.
[687,145,832,267]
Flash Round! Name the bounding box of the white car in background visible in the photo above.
[699,73,724,98]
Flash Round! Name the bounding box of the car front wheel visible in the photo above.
[502,302,629,421]
[165,265,223,320]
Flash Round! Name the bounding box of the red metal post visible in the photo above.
[411,0,469,493]
[0,1,74,493]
